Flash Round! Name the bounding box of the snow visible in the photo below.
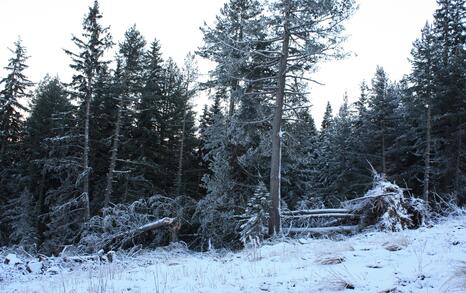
[1,215,465,292]
[26,261,42,274]
[4,254,22,266]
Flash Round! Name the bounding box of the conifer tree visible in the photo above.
[430,0,465,202]
[104,25,146,207]
[406,24,437,203]
[24,76,82,253]
[198,0,264,116]
[0,39,34,245]
[350,81,373,193]
[0,39,33,156]
[281,109,319,208]
[24,76,73,244]
[129,39,165,198]
[321,102,334,132]
[175,53,199,196]
[366,67,399,176]
[65,0,112,219]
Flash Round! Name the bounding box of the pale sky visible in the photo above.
[0,0,438,124]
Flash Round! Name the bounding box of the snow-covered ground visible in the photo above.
[1,215,465,293]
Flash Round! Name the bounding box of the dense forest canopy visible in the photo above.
[0,0,464,253]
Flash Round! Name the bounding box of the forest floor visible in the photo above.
[1,214,465,293]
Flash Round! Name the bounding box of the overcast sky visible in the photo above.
[0,0,438,124]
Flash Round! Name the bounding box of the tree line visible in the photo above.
[0,0,464,252]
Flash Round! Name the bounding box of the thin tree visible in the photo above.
[264,0,355,234]
[65,0,112,219]
[104,26,145,207]
[175,53,198,196]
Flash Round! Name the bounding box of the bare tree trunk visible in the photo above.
[104,96,123,207]
[36,173,46,244]
[123,173,129,203]
[269,0,290,236]
[423,105,431,203]
[454,120,463,201]
[83,93,91,220]
[175,103,187,196]
[228,16,243,117]
[229,81,238,117]
[175,56,197,196]
[381,125,386,175]
[0,138,5,156]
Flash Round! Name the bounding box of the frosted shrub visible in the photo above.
[239,182,270,245]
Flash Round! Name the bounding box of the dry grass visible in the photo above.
[383,243,403,251]
[443,261,466,292]
[316,254,346,265]
[319,270,355,291]
[382,236,411,251]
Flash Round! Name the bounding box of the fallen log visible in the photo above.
[285,225,360,234]
[63,252,115,263]
[282,213,359,219]
[102,217,175,251]
[282,209,351,216]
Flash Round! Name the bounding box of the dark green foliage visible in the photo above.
[0,39,34,248]
[0,39,33,155]
[1,0,465,253]
[240,181,270,243]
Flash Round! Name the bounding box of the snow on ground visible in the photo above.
[1,215,465,293]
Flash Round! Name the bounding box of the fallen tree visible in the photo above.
[343,174,426,231]
[239,174,427,243]
[285,225,360,234]
[102,217,175,251]
[79,195,190,252]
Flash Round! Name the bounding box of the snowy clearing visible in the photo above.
[1,215,465,293]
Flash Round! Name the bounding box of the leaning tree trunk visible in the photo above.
[423,104,431,203]
[104,96,124,207]
[269,0,290,236]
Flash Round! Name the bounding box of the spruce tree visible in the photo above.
[366,67,399,176]
[0,39,34,246]
[65,0,112,219]
[104,25,146,207]
[198,0,264,116]
[25,76,74,244]
[321,102,334,132]
[0,39,33,156]
[23,76,82,253]
[431,0,465,202]
[405,24,437,203]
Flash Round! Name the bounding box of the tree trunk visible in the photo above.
[423,105,431,203]
[36,173,47,245]
[381,125,386,175]
[175,103,187,196]
[83,93,91,220]
[228,15,243,117]
[229,81,238,117]
[0,138,5,156]
[454,119,462,202]
[104,96,124,207]
[269,0,290,236]
[103,217,175,251]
